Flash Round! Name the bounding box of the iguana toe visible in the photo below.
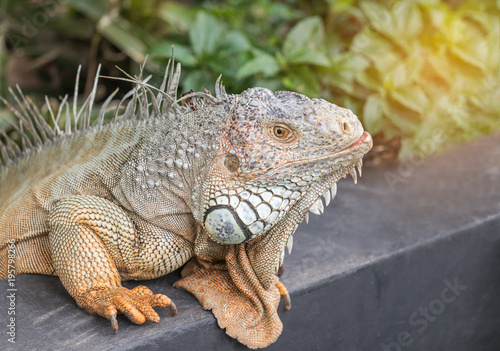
[113,295,148,324]
[77,286,176,332]
[276,281,291,312]
[108,307,119,333]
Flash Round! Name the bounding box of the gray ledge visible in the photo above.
[1,133,500,351]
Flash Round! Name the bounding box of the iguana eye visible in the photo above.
[272,125,292,140]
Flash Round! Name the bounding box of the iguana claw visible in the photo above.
[168,300,178,316]
[276,281,291,312]
[110,312,118,333]
[277,264,285,277]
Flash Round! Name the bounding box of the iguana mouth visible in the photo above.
[283,131,371,166]
[345,130,372,162]
[345,131,370,150]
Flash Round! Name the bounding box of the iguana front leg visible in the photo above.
[48,195,194,331]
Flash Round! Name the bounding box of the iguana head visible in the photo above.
[198,85,372,288]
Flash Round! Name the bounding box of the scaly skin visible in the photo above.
[0,62,372,349]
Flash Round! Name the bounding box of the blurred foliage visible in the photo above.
[0,0,499,159]
[331,0,500,158]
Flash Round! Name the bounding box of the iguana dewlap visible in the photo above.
[0,61,372,349]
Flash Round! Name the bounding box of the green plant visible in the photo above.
[151,1,331,96]
[326,0,500,158]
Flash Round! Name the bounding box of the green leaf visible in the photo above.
[485,17,500,71]
[66,0,148,62]
[282,66,319,97]
[325,53,371,95]
[97,18,147,62]
[351,29,399,73]
[282,17,330,66]
[223,31,251,53]
[148,43,197,67]
[237,54,280,80]
[328,0,356,12]
[427,4,448,28]
[0,109,15,131]
[0,23,7,98]
[425,54,454,85]
[189,12,223,57]
[363,94,383,134]
[268,2,300,21]
[290,50,330,67]
[390,63,408,88]
[395,2,423,40]
[65,0,107,20]
[381,98,419,134]
[390,85,429,114]
[356,67,382,92]
[253,78,284,92]
[450,41,487,71]
[404,52,425,83]
[183,70,215,93]
[159,2,197,32]
[359,1,389,32]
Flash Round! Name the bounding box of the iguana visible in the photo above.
[0,59,372,349]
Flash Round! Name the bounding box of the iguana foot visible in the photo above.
[77,285,177,332]
[276,281,291,312]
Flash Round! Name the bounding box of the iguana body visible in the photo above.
[0,62,372,348]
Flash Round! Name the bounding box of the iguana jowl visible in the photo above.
[0,60,372,349]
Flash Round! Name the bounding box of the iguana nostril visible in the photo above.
[342,121,351,134]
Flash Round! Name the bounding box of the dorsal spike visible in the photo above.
[57,94,71,135]
[157,60,172,106]
[11,86,30,120]
[138,75,153,120]
[45,96,61,135]
[11,86,43,146]
[122,88,138,121]
[112,87,135,121]
[0,130,21,159]
[0,54,225,170]
[85,64,102,129]
[25,95,55,142]
[18,122,31,150]
[95,88,119,128]
[167,63,181,101]
[64,103,71,135]
[215,75,228,100]
[73,65,82,129]
[167,47,175,94]
[0,142,10,166]
[146,86,161,118]
[74,90,92,130]
[0,96,32,146]
[174,91,217,106]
